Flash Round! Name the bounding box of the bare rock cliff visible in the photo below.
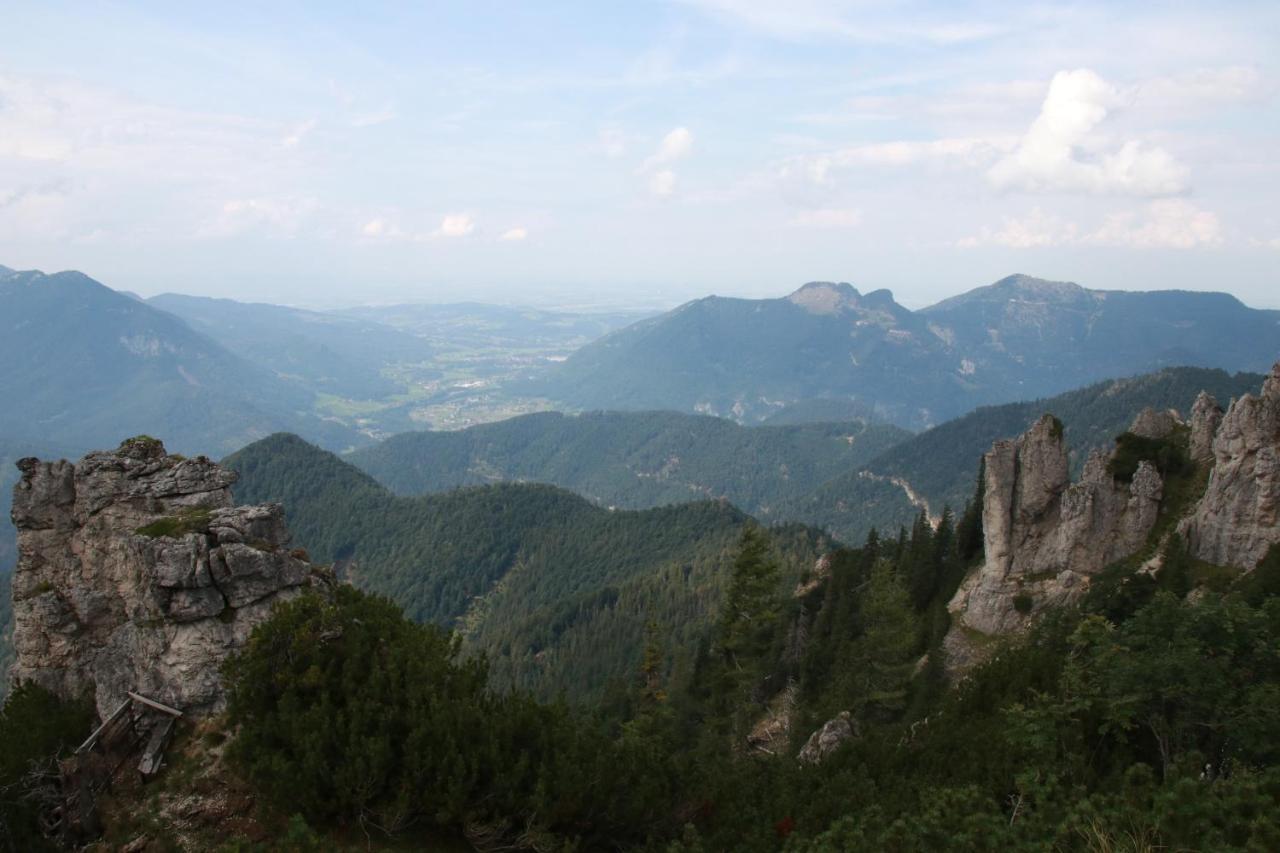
[947,362,1280,673]
[1181,364,1280,570]
[8,437,320,718]
[947,414,1163,643]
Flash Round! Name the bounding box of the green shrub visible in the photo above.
[1108,431,1191,483]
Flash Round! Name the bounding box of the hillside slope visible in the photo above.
[347,409,909,514]
[225,434,830,699]
[149,293,436,399]
[0,266,358,456]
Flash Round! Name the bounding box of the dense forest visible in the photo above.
[224,434,831,701]
[8,504,1276,850]
[348,409,909,515]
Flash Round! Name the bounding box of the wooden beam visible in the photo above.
[76,698,131,754]
[126,691,183,718]
[137,717,175,777]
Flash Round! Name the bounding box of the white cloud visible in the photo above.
[200,197,318,238]
[598,127,627,158]
[789,208,862,229]
[674,0,1005,45]
[1087,199,1221,248]
[987,69,1190,197]
[281,119,317,149]
[647,127,693,167]
[955,207,1078,248]
[435,212,476,238]
[639,128,693,197]
[958,200,1221,249]
[649,169,677,197]
[780,137,1011,187]
[500,226,528,241]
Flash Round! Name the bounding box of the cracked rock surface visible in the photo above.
[8,437,317,718]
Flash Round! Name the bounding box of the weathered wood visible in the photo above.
[137,717,175,777]
[75,698,131,755]
[126,691,183,718]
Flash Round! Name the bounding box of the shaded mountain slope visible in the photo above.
[347,409,910,515]
[149,293,436,399]
[224,433,829,699]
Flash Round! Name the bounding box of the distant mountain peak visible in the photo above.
[990,273,1089,299]
[788,281,861,315]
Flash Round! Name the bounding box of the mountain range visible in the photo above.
[0,265,358,457]
[349,366,1266,548]
[537,275,1280,429]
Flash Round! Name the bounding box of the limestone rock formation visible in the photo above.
[798,711,858,764]
[1181,364,1280,570]
[1189,391,1225,465]
[947,414,1164,642]
[8,437,321,718]
[1129,407,1180,440]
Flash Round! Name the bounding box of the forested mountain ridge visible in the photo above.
[347,409,909,514]
[782,366,1268,543]
[148,293,437,399]
[537,275,1280,429]
[224,433,831,700]
[0,266,359,457]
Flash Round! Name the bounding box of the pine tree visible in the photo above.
[956,458,986,562]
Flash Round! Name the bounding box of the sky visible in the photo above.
[1,1,1277,310]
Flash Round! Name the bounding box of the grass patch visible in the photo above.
[136,508,213,539]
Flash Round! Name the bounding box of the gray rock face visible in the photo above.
[948,413,1164,645]
[1182,364,1280,570]
[1129,407,1180,440]
[798,711,858,764]
[1189,392,1225,465]
[9,438,319,718]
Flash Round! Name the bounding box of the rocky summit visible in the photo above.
[8,436,322,718]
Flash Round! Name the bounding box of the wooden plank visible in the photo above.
[126,691,183,718]
[137,717,175,777]
[75,698,131,754]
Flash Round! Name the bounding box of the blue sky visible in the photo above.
[1,1,1277,309]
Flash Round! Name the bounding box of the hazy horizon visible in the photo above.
[2,1,1277,310]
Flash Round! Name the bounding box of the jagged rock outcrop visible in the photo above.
[9,437,321,718]
[1181,364,1280,569]
[1129,407,1180,440]
[797,711,858,764]
[947,414,1164,642]
[1189,392,1225,465]
[945,362,1280,674]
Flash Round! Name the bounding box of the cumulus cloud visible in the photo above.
[646,127,693,168]
[955,207,1077,248]
[987,69,1189,197]
[640,128,692,197]
[958,200,1221,249]
[779,137,1011,188]
[435,212,476,238]
[648,169,677,197]
[200,197,318,238]
[789,208,863,228]
[1087,199,1221,248]
[500,226,528,241]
